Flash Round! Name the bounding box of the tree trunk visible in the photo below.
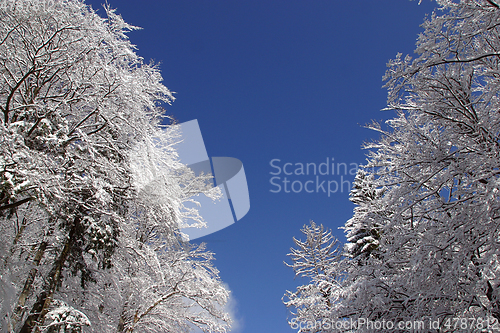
[10,241,47,331]
[18,218,78,333]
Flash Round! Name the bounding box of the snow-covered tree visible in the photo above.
[285,0,500,331]
[343,169,386,259]
[0,1,230,332]
[346,0,500,326]
[283,221,346,332]
[53,127,229,333]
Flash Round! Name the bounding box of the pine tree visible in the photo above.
[343,169,386,259]
[283,221,346,330]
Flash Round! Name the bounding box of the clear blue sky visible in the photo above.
[84,1,437,332]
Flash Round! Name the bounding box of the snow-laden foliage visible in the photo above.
[0,1,230,332]
[283,222,346,332]
[285,0,500,331]
[42,299,91,333]
[343,169,386,259]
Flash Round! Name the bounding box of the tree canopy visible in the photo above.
[0,1,230,332]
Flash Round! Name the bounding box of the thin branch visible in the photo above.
[0,197,35,211]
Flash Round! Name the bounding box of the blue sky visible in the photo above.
[84,1,437,331]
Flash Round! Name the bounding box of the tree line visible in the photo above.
[284,0,500,332]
